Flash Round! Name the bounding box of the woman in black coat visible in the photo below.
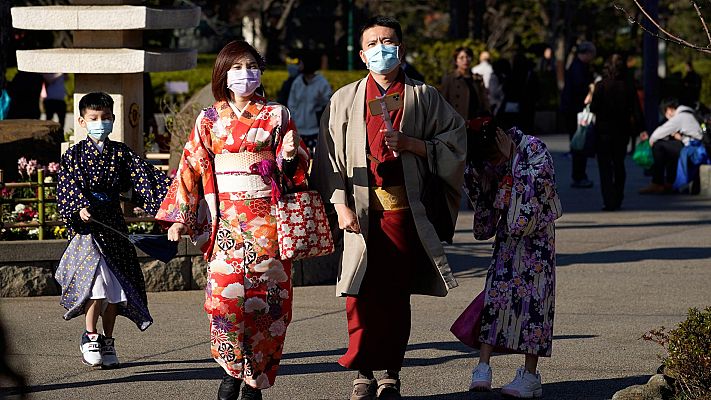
[590,54,646,211]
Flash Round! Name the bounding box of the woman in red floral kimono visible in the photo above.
[156,41,309,400]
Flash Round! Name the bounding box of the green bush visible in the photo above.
[642,307,711,399]
[410,39,493,87]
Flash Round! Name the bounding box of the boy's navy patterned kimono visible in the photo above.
[55,139,171,330]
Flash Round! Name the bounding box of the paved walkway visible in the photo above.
[2,135,711,399]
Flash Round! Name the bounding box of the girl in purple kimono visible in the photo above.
[458,119,562,398]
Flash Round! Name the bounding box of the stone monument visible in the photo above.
[11,0,200,155]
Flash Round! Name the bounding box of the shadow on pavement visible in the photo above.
[557,247,711,266]
[556,218,711,230]
[407,375,648,400]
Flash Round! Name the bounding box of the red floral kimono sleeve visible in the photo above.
[275,106,310,190]
[156,110,217,254]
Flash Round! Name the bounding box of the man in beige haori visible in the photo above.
[312,16,467,400]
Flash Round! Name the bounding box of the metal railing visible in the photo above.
[0,169,156,240]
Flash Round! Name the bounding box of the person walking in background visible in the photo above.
[472,50,494,89]
[288,51,332,155]
[55,92,171,370]
[458,119,561,398]
[313,16,466,400]
[400,59,425,82]
[680,61,701,107]
[157,40,309,400]
[638,98,703,194]
[42,73,67,130]
[488,59,508,116]
[590,54,645,211]
[561,41,596,188]
[277,53,301,105]
[6,71,44,120]
[441,46,490,121]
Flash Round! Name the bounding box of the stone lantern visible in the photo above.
[11,0,200,155]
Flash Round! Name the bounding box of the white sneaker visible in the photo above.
[501,366,543,398]
[469,362,492,391]
[80,332,103,366]
[101,337,120,368]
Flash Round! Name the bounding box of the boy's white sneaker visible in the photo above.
[469,362,492,391]
[80,331,103,366]
[501,366,543,398]
[101,337,120,369]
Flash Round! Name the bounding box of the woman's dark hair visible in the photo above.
[78,92,114,117]
[468,117,499,165]
[359,16,403,48]
[452,47,474,67]
[602,54,626,80]
[212,40,266,102]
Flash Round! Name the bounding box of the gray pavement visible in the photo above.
[2,134,711,400]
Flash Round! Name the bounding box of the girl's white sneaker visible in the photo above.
[501,366,543,398]
[469,362,492,391]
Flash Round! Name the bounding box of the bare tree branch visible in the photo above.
[613,1,711,54]
[691,1,711,48]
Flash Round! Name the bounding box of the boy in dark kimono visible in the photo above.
[55,92,171,368]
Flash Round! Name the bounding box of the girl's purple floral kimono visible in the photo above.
[462,128,562,357]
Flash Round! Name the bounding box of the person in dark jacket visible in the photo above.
[590,54,645,211]
[441,46,490,121]
[561,41,596,188]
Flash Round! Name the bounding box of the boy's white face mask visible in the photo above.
[86,120,113,141]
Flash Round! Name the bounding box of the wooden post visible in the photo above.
[37,169,45,240]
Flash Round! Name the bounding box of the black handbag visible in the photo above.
[420,141,455,244]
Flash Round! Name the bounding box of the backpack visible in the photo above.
[679,107,711,153]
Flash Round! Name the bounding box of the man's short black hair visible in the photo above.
[660,98,679,115]
[78,92,114,117]
[359,16,403,48]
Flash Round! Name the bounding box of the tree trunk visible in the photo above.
[642,0,659,132]
[472,0,485,40]
[449,0,470,39]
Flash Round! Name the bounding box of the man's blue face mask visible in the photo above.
[363,44,401,75]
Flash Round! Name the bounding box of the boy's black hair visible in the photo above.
[78,92,114,117]
[660,98,679,115]
[359,16,403,48]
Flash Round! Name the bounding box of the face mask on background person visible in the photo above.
[227,68,262,97]
[86,120,113,141]
[364,44,401,74]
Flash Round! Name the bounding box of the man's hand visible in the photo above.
[79,207,91,223]
[282,130,300,159]
[383,128,405,153]
[381,128,426,157]
[334,204,360,234]
[167,222,188,241]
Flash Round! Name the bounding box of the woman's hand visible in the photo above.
[167,222,188,241]
[495,128,514,161]
[79,207,91,223]
[639,131,649,141]
[282,130,300,159]
[334,204,360,234]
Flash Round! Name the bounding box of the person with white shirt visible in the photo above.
[471,51,493,88]
[288,53,332,155]
[639,99,703,194]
